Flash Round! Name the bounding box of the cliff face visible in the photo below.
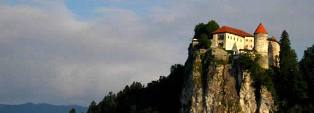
[180,48,275,113]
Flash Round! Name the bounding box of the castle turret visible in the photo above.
[268,36,280,67]
[254,23,269,69]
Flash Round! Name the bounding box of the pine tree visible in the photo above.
[279,30,298,77]
[277,30,307,112]
[299,44,314,112]
[299,45,314,100]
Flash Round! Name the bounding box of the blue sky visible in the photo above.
[3,0,165,18]
[65,0,167,20]
[0,0,313,106]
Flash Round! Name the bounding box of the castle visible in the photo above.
[192,23,280,69]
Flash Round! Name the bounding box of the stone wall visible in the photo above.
[211,48,229,62]
[268,41,280,67]
[211,34,219,48]
[254,33,269,69]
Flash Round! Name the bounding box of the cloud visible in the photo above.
[0,1,185,105]
[0,0,313,106]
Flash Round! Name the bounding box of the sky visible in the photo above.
[0,0,313,106]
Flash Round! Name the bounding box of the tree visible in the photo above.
[279,30,298,78]
[276,30,308,112]
[98,92,117,113]
[198,33,211,49]
[69,108,76,113]
[299,44,314,100]
[86,101,97,113]
[205,20,220,38]
[193,20,219,39]
[194,23,206,38]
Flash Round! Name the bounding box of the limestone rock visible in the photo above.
[181,48,276,113]
[239,71,257,113]
[259,86,276,113]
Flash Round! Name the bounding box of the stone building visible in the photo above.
[254,23,270,69]
[268,36,280,67]
[193,23,280,69]
[211,26,255,51]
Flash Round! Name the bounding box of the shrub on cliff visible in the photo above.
[194,20,219,39]
[198,33,211,49]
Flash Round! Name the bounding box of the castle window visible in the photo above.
[218,34,224,40]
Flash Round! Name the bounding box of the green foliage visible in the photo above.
[299,44,314,99]
[279,30,299,77]
[86,64,185,113]
[97,92,117,113]
[198,33,211,49]
[237,53,259,71]
[194,20,219,39]
[236,53,276,104]
[69,108,76,113]
[193,20,219,49]
[194,23,206,38]
[299,44,314,111]
[205,20,220,37]
[275,30,309,113]
[86,101,97,113]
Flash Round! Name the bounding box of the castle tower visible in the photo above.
[268,36,280,67]
[254,23,269,69]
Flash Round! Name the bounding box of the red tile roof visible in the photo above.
[212,26,253,37]
[254,23,268,34]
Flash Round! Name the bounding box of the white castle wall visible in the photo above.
[244,37,254,50]
[224,33,245,50]
[212,33,254,51]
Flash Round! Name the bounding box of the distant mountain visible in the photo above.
[0,103,87,113]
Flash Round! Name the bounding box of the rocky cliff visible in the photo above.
[180,48,276,113]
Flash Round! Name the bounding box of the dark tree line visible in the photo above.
[300,44,314,101]
[86,64,185,113]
